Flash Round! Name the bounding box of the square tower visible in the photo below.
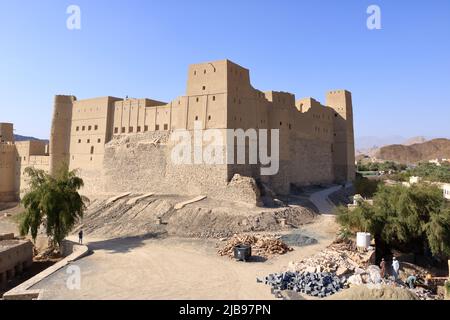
[326,90,355,183]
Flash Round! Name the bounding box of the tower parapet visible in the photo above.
[0,123,14,143]
[49,95,76,175]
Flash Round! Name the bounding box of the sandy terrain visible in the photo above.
[0,203,21,235]
[31,215,338,300]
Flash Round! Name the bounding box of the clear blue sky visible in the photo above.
[1,0,449,140]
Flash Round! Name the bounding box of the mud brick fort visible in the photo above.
[0,60,355,204]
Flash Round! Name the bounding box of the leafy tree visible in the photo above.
[409,162,450,183]
[19,165,86,249]
[336,183,450,258]
[353,173,380,198]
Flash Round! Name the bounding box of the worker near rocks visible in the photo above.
[380,258,386,279]
[392,257,400,282]
[406,274,417,289]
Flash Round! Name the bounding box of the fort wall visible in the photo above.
[2,59,355,204]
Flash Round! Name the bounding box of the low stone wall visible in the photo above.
[2,240,89,300]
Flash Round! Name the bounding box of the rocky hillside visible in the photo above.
[375,138,450,164]
[14,134,48,143]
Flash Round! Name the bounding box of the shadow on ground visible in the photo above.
[87,232,166,254]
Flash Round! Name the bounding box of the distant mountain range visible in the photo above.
[356,136,428,157]
[14,134,49,143]
[375,138,450,164]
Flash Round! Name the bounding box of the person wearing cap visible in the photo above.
[392,257,400,281]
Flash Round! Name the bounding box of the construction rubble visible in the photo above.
[218,234,293,258]
[287,241,375,276]
[262,240,439,300]
[260,271,344,298]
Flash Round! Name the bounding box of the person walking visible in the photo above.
[380,258,386,279]
[78,229,83,244]
[392,257,400,282]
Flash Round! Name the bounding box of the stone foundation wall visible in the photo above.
[77,130,334,203]
[80,132,261,206]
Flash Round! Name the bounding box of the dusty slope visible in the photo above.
[77,194,317,239]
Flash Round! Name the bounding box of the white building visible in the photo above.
[443,184,450,200]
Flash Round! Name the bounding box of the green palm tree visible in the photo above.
[19,164,86,249]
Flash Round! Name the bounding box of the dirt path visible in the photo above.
[309,185,342,215]
[32,215,338,300]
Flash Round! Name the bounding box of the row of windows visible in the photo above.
[78,138,102,144]
[76,125,98,132]
[194,115,212,121]
[195,96,217,103]
[114,124,169,134]
[77,107,100,113]
[231,117,292,130]
[314,127,331,134]
[193,68,216,76]
[192,67,244,77]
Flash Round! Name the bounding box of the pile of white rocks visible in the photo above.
[287,241,375,277]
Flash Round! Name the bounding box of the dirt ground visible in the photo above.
[0,203,21,235]
[31,215,339,300]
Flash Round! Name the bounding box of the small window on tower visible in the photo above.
[164,124,168,131]
[94,125,98,130]
[76,126,79,131]
[114,127,118,134]
[196,97,199,102]
[155,125,160,131]
[129,127,133,133]
[144,125,148,132]
[137,126,141,132]
[202,86,206,90]
[88,126,92,131]
[97,138,101,143]
[208,115,211,121]
[121,127,126,133]
[195,116,199,120]
[82,126,85,131]
[212,96,216,101]
[87,139,90,143]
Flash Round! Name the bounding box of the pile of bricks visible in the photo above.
[218,234,292,258]
[261,271,344,298]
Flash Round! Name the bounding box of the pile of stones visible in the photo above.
[287,241,375,276]
[260,271,345,298]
